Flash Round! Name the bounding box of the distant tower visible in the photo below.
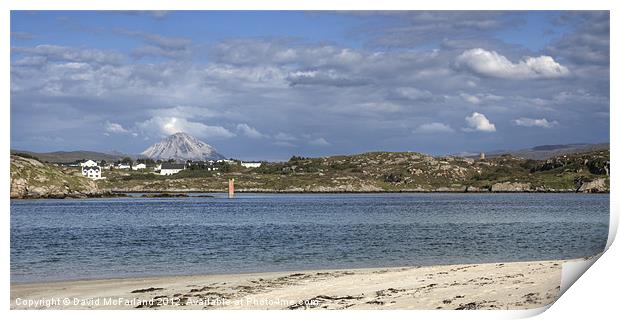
[479,152,486,160]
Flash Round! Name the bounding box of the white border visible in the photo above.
[2,1,616,320]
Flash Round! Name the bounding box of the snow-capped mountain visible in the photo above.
[141,132,225,161]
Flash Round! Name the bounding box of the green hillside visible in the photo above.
[10,155,102,199]
[96,148,609,193]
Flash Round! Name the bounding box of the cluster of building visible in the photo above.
[79,160,149,179]
[77,159,262,179]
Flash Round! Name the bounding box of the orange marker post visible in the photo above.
[228,178,235,199]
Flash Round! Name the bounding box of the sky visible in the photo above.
[10,11,610,161]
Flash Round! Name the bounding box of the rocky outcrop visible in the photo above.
[465,186,488,192]
[304,184,384,192]
[576,178,608,193]
[10,155,102,199]
[490,182,531,192]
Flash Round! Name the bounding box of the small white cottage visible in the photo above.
[159,163,185,176]
[132,163,147,170]
[241,161,262,168]
[116,163,131,170]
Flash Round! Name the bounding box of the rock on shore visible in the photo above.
[10,155,102,199]
[491,182,532,192]
[577,178,608,193]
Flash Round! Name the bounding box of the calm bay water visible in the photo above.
[11,193,609,283]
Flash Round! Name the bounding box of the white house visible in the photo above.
[80,160,98,167]
[81,165,102,180]
[79,160,103,180]
[117,163,131,170]
[132,163,147,170]
[159,163,185,176]
[241,161,262,168]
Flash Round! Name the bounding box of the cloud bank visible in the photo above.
[9,11,609,159]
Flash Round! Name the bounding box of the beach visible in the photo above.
[11,259,566,310]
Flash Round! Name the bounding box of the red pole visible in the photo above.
[228,178,235,199]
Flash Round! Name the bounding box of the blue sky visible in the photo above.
[10,11,609,160]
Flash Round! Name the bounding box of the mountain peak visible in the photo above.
[171,132,190,137]
[141,132,225,161]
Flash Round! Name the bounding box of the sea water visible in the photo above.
[10,193,609,283]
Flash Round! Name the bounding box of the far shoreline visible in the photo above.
[9,189,610,200]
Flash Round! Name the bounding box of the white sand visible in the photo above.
[11,259,569,310]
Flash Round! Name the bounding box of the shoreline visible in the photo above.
[10,189,609,200]
[11,259,571,310]
[10,257,585,285]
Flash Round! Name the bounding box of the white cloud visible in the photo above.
[456,48,570,80]
[236,123,266,139]
[104,121,130,134]
[461,93,481,104]
[413,122,455,134]
[274,132,297,141]
[358,102,401,113]
[137,116,235,139]
[464,112,496,132]
[460,93,504,105]
[287,69,370,87]
[308,137,331,146]
[394,87,436,101]
[513,117,558,128]
[272,132,298,147]
[12,44,124,65]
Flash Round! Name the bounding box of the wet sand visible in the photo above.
[11,259,566,310]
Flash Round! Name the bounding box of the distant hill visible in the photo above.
[484,143,609,160]
[10,150,128,164]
